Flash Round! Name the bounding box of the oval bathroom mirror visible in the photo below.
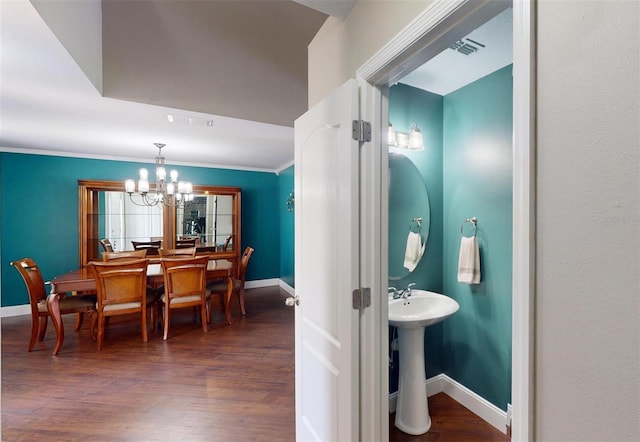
[388,152,430,281]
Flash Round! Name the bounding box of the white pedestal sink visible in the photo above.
[389,290,459,435]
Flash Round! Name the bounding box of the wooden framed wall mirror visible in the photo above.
[79,180,241,267]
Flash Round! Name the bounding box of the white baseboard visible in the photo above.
[244,278,281,289]
[277,280,295,296]
[244,278,294,296]
[389,374,508,434]
[0,304,30,318]
[243,278,295,296]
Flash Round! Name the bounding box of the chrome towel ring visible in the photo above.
[461,217,478,238]
[409,217,422,233]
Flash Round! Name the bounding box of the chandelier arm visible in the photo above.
[127,192,191,208]
[127,192,161,207]
[141,192,157,207]
[161,196,187,208]
[127,193,149,207]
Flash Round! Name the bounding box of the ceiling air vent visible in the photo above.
[450,38,485,55]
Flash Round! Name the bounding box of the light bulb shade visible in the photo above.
[388,123,398,146]
[156,166,166,181]
[185,182,193,194]
[125,179,135,193]
[139,168,149,180]
[170,170,179,182]
[408,124,424,150]
[166,182,175,195]
[395,132,409,148]
[138,179,149,193]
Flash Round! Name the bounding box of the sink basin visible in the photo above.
[389,289,459,435]
[389,290,459,328]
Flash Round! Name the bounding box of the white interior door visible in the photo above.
[293,79,360,441]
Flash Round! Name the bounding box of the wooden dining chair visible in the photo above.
[222,235,232,251]
[207,246,254,320]
[102,250,147,261]
[158,247,197,321]
[159,247,196,257]
[10,258,97,352]
[159,256,210,340]
[99,239,114,252]
[90,258,153,350]
[131,240,162,256]
[102,248,161,327]
[175,238,196,249]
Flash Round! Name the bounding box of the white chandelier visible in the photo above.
[125,143,194,207]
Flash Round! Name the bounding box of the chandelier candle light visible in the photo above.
[125,143,194,207]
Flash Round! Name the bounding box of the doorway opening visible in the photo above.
[386,6,513,438]
[356,0,534,440]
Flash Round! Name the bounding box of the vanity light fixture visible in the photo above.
[388,122,425,151]
[408,123,424,150]
[125,143,194,207]
[388,123,399,147]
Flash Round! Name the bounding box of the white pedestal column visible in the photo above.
[394,326,431,435]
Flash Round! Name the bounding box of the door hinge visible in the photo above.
[352,287,371,310]
[352,120,371,142]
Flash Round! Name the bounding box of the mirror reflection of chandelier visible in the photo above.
[125,143,194,207]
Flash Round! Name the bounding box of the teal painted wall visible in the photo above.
[442,65,513,410]
[278,165,295,288]
[0,153,280,307]
[388,65,513,410]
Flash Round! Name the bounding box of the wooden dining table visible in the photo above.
[47,258,234,355]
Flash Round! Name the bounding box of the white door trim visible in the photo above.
[358,0,512,85]
[356,1,535,441]
[357,77,388,442]
[511,1,536,440]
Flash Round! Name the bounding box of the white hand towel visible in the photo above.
[457,236,481,284]
[403,231,425,272]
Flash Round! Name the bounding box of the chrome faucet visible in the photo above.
[402,283,416,299]
[388,287,402,299]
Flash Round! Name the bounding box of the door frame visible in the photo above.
[356,0,535,440]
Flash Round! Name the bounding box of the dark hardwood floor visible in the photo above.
[389,395,509,441]
[2,286,508,441]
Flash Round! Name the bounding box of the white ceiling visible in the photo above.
[0,1,511,173]
[0,0,326,173]
[400,7,513,95]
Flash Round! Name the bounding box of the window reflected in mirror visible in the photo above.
[103,191,163,252]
